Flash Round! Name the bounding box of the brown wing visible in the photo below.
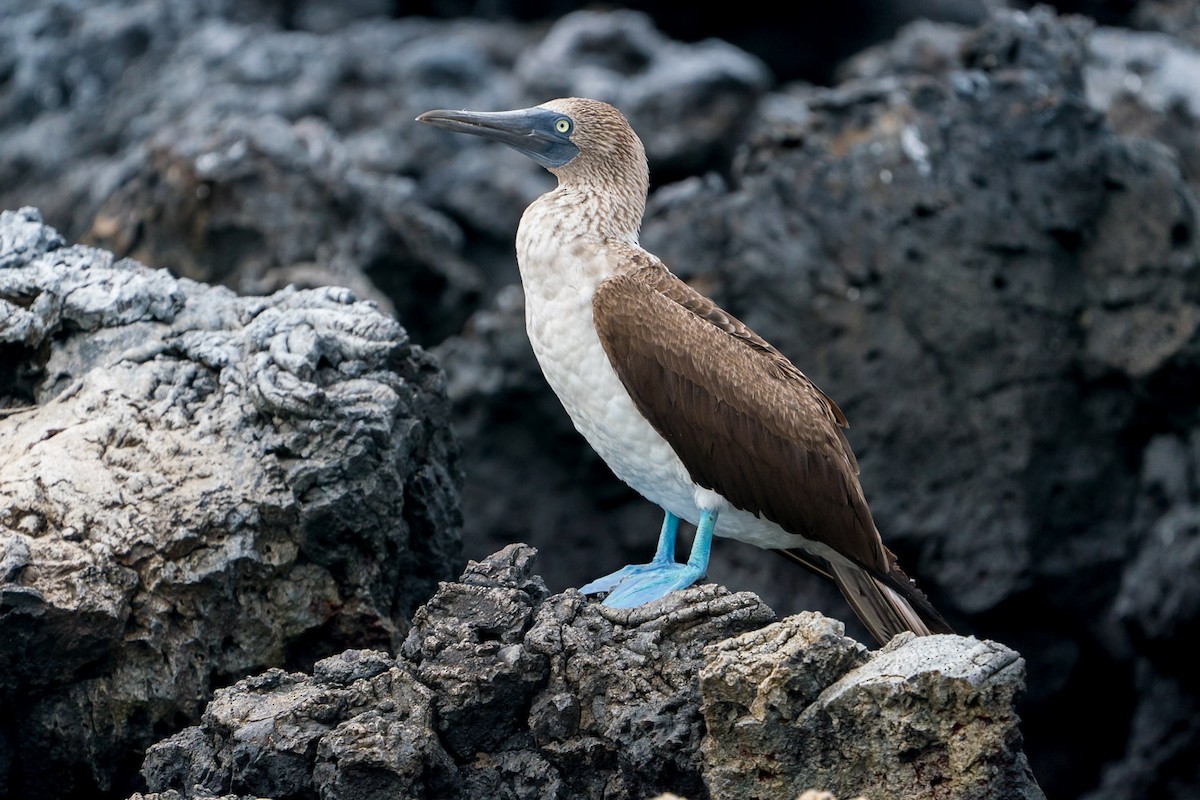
[591,262,888,574]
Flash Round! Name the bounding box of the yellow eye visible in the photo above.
[555,118,571,134]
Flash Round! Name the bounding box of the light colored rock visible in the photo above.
[701,613,1044,800]
[0,207,462,798]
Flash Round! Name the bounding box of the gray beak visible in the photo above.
[417,106,579,169]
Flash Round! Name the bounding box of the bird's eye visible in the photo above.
[555,118,571,134]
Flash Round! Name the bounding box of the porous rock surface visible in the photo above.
[0,208,462,798]
[136,545,1041,800]
[4,2,1200,798]
[702,617,1042,800]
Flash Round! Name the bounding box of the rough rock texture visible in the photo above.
[654,6,1194,616]
[1086,23,1200,200]
[845,13,1200,215]
[0,208,462,799]
[0,5,770,350]
[138,545,1040,800]
[0,2,538,347]
[4,3,1200,800]
[140,545,776,799]
[85,113,484,345]
[702,616,1041,800]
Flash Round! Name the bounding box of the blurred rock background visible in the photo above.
[2,1,1199,799]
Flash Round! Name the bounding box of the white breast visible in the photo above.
[517,215,697,518]
[515,194,803,551]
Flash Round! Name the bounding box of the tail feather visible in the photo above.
[777,548,954,645]
[829,562,951,644]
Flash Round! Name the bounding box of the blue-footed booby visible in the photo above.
[418,97,952,643]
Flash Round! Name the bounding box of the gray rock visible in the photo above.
[655,0,1166,624]
[1,6,776,341]
[1111,423,1200,667]
[1115,504,1200,644]
[1081,661,1200,800]
[139,545,1040,800]
[840,15,1200,203]
[0,11,537,346]
[5,3,1200,799]
[1086,24,1200,205]
[0,207,462,799]
[837,19,973,82]
[84,111,483,345]
[1130,0,1200,48]
[638,12,1200,800]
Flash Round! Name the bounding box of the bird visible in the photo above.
[417,97,953,644]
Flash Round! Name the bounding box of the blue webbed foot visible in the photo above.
[578,562,663,595]
[579,511,682,596]
[588,562,706,608]
[579,508,718,608]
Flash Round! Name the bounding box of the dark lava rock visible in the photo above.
[0,6,771,349]
[3,3,1200,799]
[438,8,1200,800]
[638,10,1200,798]
[138,545,1041,800]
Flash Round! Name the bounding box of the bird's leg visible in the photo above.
[580,508,717,608]
[650,509,681,563]
[685,507,715,573]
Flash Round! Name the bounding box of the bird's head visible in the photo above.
[417,97,649,196]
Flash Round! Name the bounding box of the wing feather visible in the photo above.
[591,261,886,573]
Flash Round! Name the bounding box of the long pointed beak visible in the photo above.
[417,106,579,169]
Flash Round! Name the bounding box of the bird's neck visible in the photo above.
[556,181,645,243]
[516,184,646,292]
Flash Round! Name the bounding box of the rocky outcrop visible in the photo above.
[3,3,1200,799]
[702,619,1041,800]
[0,7,771,349]
[137,545,1041,800]
[0,208,462,798]
[85,112,484,344]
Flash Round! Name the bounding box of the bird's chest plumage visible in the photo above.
[515,206,699,520]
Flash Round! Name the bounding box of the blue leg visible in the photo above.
[580,508,717,608]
